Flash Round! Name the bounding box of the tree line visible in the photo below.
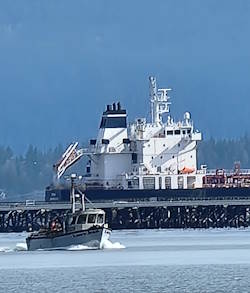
[0,144,64,196]
[0,136,250,197]
[198,135,250,169]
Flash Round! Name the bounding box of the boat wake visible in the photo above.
[15,242,28,251]
[101,239,125,249]
[0,242,28,253]
[0,239,125,252]
[67,245,97,251]
[0,246,12,253]
[68,239,125,251]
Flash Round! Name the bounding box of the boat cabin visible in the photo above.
[68,209,106,231]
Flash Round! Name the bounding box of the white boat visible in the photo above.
[26,174,111,251]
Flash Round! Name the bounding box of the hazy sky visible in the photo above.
[0,0,250,152]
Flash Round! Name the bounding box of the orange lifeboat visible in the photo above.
[180,167,195,174]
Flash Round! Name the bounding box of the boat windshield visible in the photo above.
[97,214,104,224]
[87,214,96,224]
[77,214,87,224]
[71,216,77,224]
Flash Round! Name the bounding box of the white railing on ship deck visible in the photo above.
[206,169,250,175]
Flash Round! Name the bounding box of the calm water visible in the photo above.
[1,228,250,292]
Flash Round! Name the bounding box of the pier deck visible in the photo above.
[1,198,250,211]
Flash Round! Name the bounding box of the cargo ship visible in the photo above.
[45,77,250,202]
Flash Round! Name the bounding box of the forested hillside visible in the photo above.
[198,136,250,169]
[0,136,250,198]
[0,144,64,195]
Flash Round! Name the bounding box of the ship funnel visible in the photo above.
[112,103,116,111]
[107,105,112,111]
[117,102,121,110]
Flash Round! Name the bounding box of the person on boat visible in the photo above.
[50,221,57,231]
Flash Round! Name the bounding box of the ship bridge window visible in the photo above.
[187,129,191,134]
[87,214,96,224]
[77,214,87,224]
[174,130,181,135]
[167,130,173,135]
[102,139,110,145]
[97,214,104,224]
[100,117,127,128]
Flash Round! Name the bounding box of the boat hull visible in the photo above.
[26,227,111,251]
[45,186,250,202]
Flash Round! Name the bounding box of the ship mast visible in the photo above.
[70,173,77,214]
[69,173,86,213]
[149,76,171,125]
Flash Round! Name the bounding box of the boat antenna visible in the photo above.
[69,174,88,212]
[70,173,77,214]
[76,188,96,210]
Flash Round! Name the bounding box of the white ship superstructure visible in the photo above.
[55,77,206,191]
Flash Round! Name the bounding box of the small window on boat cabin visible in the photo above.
[87,214,96,224]
[167,130,173,135]
[174,130,181,135]
[97,214,104,224]
[77,214,87,224]
[182,130,186,135]
[187,129,191,134]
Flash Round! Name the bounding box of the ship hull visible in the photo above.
[26,227,111,251]
[45,186,250,202]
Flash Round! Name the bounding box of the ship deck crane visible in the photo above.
[53,142,85,179]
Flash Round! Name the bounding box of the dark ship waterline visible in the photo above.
[46,77,250,202]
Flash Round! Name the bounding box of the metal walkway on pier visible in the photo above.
[1,198,250,212]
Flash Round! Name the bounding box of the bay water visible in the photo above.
[0,228,250,292]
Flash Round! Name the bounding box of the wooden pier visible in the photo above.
[1,198,250,232]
